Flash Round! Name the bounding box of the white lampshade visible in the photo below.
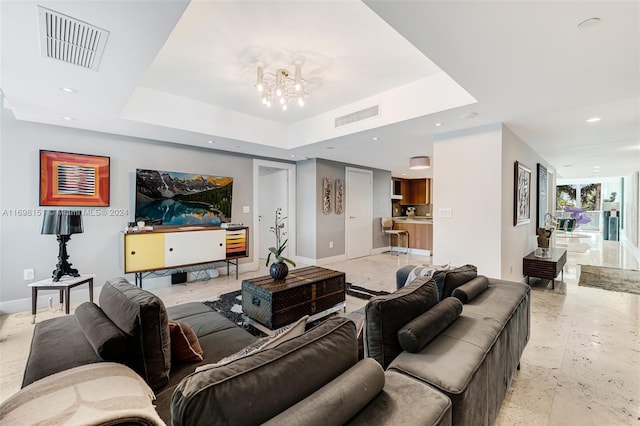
[409,156,431,169]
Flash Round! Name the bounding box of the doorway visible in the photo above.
[253,160,296,269]
[345,167,373,259]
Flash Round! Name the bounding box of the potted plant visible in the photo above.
[265,207,296,280]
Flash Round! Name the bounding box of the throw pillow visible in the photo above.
[397,297,463,353]
[195,315,309,372]
[74,302,127,361]
[403,264,452,288]
[452,275,490,303]
[169,321,204,362]
[365,277,439,369]
[433,264,478,300]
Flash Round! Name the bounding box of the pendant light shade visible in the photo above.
[409,156,431,170]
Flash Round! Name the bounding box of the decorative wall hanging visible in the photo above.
[40,150,110,206]
[322,178,332,214]
[536,164,548,228]
[514,161,531,226]
[335,179,343,215]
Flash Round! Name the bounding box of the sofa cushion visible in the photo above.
[452,275,489,304]
[99,277,171,391]
[263,359,385,426]
[398,297,463,353]
[169,321,204,362]
[171,317,358,426]
[346,370,452,426]
[75,302,128,361]
[365,276,439,369]
[433,264,478,299]
[21,315,102,388]
[196,315,309,371]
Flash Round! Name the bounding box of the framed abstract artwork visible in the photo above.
[40,150,110,206]
[514,161,531,226]
[536,163,548,228]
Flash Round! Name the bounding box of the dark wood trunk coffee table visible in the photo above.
[241,266,346,332]
[523,247,567,289]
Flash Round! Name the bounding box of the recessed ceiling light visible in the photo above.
[460,112,479,120]
[326,146,334,150]
[59,87,78,93]
[586,117,602,123]
[401,173,407,176]
[290,154,295,158]
[62,116,75,121]
[578,17,601,29]
[208,140,214,144]
[434,122,443,127]
[593,166,601,169]
[372,136,379,141]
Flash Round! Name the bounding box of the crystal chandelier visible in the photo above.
[256,64,307,111]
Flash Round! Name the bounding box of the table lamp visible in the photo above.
[41,210,83,281]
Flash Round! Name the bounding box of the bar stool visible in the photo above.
[381,217,409,255]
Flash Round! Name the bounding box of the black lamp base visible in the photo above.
[52,234,80,282]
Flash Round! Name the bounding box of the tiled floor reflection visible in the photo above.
[1,234,638,425]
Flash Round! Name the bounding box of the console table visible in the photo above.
[29,274,95,323]
[523,247,567,289]
[241,266,346,333]
[122,226,249,287]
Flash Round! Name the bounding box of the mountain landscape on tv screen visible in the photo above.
[135,169,233,226]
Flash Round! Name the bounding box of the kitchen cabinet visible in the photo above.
[395,178,428,205]
[393,221,433,251]
[409,179,427,204]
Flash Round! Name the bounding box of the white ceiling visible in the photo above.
[1,0,638,180]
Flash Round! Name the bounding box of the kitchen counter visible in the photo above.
[393,216,433,224]
[392,217,433,253]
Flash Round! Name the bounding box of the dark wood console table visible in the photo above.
[523,247,567,289]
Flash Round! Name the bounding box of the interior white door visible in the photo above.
[346,168,373,259]
[259,168,288,260]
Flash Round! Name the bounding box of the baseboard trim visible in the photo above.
[295,256,317,266]
[316,254,347,266]
[372,247,389,255]
[0,284,106,315]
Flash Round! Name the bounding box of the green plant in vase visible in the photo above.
[265,207,296,280]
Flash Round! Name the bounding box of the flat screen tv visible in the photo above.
[135,168,233,226]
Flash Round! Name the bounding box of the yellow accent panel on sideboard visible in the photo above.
[124,233,165,273]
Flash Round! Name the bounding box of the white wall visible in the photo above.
[501,125,554,281]
[0,109,255,312]
[433,123,554,281]
[432,124,503,278]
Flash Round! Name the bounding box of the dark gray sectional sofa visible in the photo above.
[16,265,529,425]
[365,265,531,426]
[19,277,452,425]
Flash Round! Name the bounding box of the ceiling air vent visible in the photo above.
[334,105,380,128]
[38,6,109,71]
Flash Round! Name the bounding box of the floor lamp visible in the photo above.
[41,210,83,281]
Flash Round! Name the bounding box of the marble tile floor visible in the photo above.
[0,235,638,425]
